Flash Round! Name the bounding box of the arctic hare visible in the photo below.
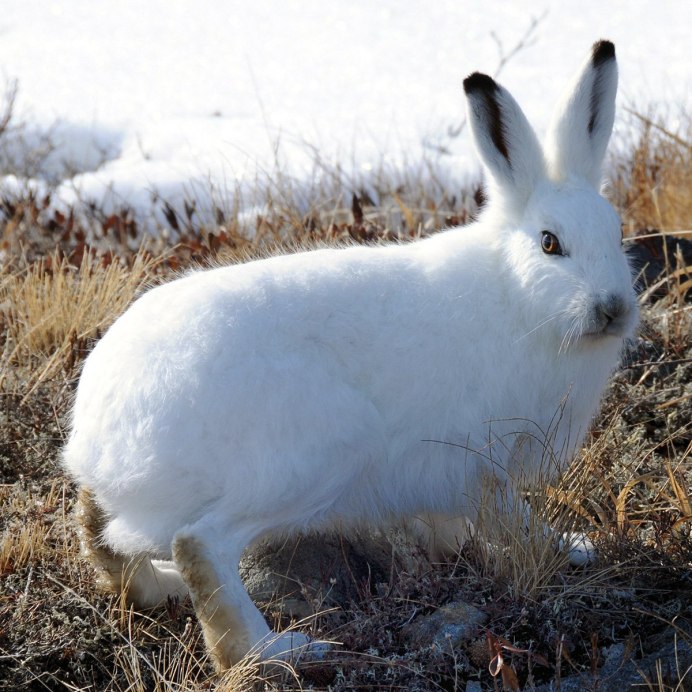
[64,40,637,668]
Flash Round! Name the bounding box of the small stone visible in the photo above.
[402,600,487,650]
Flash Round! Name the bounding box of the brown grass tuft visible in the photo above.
[612,107,692,234]
[1,249,157,393]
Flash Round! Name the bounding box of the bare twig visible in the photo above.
[490,10,547,80]
[445,11,547,140]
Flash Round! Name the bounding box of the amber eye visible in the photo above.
[541,231,563,256]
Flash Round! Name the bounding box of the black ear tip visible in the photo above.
[592,40,615,66]
[463,72,498,95]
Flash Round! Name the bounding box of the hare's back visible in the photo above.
[65,244,443,547]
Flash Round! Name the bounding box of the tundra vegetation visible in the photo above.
[0,90,690,690]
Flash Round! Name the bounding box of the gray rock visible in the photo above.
[240,531,395,621]
[532,637,691,691]
[402,600,488,651]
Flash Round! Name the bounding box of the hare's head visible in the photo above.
[464,41,638,351]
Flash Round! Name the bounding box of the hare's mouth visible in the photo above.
[582,320,628,339]
[582,297,635,339]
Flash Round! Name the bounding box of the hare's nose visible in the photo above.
[599,294,628,324]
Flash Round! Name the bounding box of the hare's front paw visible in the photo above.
[258,631,330,662]
[559,532,596,567]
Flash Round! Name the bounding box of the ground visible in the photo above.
[0,110,690,690]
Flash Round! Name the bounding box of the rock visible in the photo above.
[402,600,488,651]
[627,233,692,298]
[240,531,395,621]
[532,637,691,691]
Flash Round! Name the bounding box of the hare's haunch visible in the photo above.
[64,40,638,668]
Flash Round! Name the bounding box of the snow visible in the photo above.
[0,0,689,230]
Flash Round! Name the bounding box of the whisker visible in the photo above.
[514,311,563,344]
[559,321,574,355]
[564,319,579,353]
[559,316,583,355]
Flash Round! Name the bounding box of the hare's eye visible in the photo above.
[541,231,563,256]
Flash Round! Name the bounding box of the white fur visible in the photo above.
[465,76,545,217]
[546,42,618,186]
[64,42,637,665]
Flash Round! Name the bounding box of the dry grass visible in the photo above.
[0,108,690,690]
[1,250,159,396]
[612,106,692,235]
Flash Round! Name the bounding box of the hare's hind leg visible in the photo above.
[410,513,475,561]
[172,521,318,670]
[76,487,188,607]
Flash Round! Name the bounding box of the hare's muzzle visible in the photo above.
[586,294,634,338]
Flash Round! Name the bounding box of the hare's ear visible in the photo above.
[545,40,618,187]
[464,73,545,210]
